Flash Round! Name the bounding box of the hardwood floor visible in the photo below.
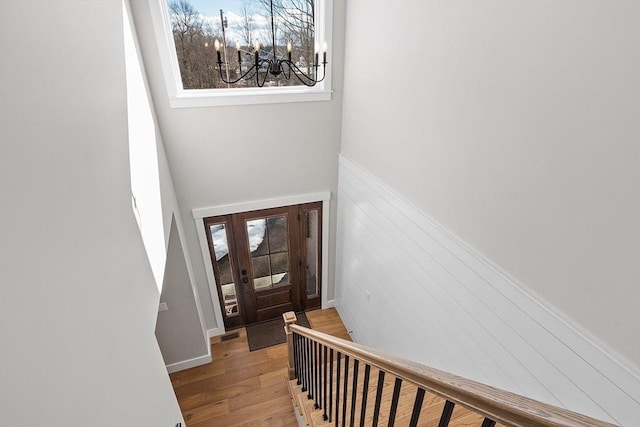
[170,309,350,427]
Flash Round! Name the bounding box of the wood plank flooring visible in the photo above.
[170,309,350,427]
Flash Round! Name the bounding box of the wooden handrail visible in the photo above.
[286,319,617,427]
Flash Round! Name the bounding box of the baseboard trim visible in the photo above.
[324,299,336,309]
[166,353,212,374]
[207,327,224,339]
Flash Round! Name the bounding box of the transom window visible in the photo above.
[148,0,332,107]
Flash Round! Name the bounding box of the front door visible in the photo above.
[232,206,300,324]
[204,202,322,329]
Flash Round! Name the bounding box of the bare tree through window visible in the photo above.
[239,2,255,48]
[167,0,316,89]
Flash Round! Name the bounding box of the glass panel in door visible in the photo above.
[246,215,290,290]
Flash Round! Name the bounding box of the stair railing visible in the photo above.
[283,312,617,427]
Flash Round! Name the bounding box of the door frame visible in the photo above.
[193,192,331,337]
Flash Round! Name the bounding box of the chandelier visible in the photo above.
[213,0,327,88]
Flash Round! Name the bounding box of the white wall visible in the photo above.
[124,2,166,291]
[129,0,347,333]
[154,125,210,369]
[156,218,209,368]
[340,0,639,366]
[336,156,639,426]
[0,1,183,426]
[124,0,210,370]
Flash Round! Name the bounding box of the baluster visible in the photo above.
[349,359,359,427]
[481,418,496,427]
[298,334,304,384]
[335,352,342,426]
[316,342,322,410]
[388,377,403,427]
[301,336,308,392]
[307,337,312,399]
[305,337,311,395]
[342,355,349,427]
[299,335,304,386]
[310,339,315,400]
[371,371,385,427]
[291,333,296,381]
[320,344,324,410]
[438,400,455,427]
[409,387,425,427]
[359,364,371,427]
[323,345,328,421]
[329,348,334,422]
[314,341,319,408]
[297,336,301,389]
[293,333,299,382]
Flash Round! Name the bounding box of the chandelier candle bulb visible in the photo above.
[287,41,292,62]
[323,41,327,64]
[214,39,221,63]
[253,41,260,68]
[236,42,242,66]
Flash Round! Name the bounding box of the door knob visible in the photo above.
[242,277,248,284]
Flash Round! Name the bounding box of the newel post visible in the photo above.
[283,311,297,380]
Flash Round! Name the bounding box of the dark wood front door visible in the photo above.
[204,202,322,329]
[232,206,300,324]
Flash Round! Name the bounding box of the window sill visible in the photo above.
[168,87,332,108]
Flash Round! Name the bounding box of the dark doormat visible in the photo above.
[246,312,311,352]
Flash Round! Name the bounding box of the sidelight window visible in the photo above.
[208,222,239,316]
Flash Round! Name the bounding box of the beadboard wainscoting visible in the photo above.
[335,155,639,426]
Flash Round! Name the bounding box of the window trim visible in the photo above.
[148,0,333,108]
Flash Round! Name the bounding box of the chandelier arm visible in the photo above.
[281,61,292,80]
[216,62,258,84]
[314,64,327,83]
[286,70,320,87]
[242,67,258,81]
[255,59,272,87]
[286,60,322,81]
[283,60,326,86]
